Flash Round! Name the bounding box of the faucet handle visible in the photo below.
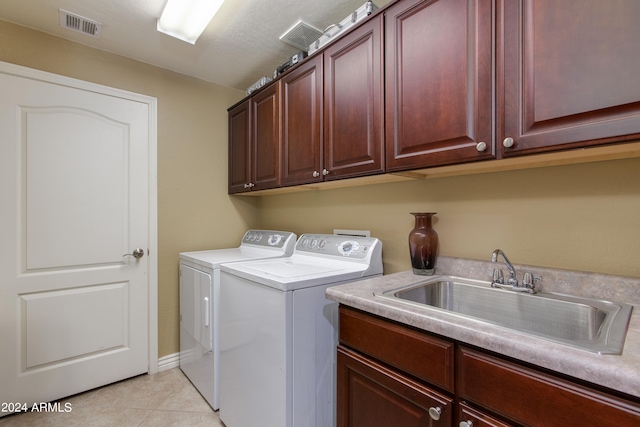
[523,272,533,286]
[492,268,504,285]
[522,272,541,293]
[523,272,541,286]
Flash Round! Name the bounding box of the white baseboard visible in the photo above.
[158,352,180,372]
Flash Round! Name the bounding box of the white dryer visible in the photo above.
[179,230,296,410]
[219,234,383,427]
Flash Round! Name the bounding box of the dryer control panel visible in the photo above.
[242,230,296,250]
[295,234,380,260]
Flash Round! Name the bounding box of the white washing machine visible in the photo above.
[179,230,296,410]
[219,234,383,427]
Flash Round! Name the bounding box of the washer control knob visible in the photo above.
[338,240,360,256]
[268,234,282,246]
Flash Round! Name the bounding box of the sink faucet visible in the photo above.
[490,249,539,294]
[491,249,518,286]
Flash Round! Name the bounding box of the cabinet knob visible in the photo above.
[459,421,473,427]
[312,171,320,178]
[475,142,487,152]
[428,406,442,421]
[322,169,329,176]
[503,137,515,148]
[243,183,250,189]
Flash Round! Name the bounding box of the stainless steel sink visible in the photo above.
[374,276,633,354]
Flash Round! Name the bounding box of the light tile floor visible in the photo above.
[0,368,222,427]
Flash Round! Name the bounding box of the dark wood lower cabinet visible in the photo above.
[457,346,640,427]
[457,402,514,427]
[337,306,640,427]
[337,346,452,427]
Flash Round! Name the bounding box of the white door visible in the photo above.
[0,64,156,413]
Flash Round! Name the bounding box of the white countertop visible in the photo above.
[326,257,640,398]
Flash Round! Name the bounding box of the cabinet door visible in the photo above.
[337,346,452,427]
[339,305,455,392]
[281,54,323,185]
[457,346,640,426]
[228,99,251,194]
[385,0,494,172]
[324,15,384,180]
[252,82,281,191]
[500,0,640,156]
[457,402,514,427]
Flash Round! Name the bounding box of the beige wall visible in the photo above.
[0,20,253,358]
[260,158,640,278]
[3,19,640,362]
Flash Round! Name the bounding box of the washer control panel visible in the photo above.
[241,230,296,249]
[295,234,379,259]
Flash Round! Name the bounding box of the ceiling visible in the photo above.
[0,0,391,91]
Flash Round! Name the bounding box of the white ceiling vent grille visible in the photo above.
[279,20,323,51]
[59,9,102,39]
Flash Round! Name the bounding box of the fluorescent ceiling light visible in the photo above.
[157,0,225,44]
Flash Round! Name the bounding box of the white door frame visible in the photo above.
[0,60,159,375]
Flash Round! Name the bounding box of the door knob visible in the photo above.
[123,248,145,259]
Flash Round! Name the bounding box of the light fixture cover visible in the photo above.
[157,0,225,44]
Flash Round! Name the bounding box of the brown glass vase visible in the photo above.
[408,213,438,275]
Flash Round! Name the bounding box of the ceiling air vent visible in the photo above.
[59,9,102,39]
[279,20,323,51]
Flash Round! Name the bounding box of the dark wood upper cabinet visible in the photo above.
[230,0,640,193]
[281,54,324,186]
[499,0,640,156]
[228,99,251,194]
[324,14,385,180]
[251,82,281,191]
[228,83,281,194]
[385,0,495,172]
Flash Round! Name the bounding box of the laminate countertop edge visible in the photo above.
[326,257,640,399]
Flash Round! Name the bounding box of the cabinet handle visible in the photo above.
[244,182,255,188]
[475,142,487,152]
[313,171,320,177]
[428,406,442,421]
[503,137,515,148]
[459,421,473,427]
[322,169,329,176]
